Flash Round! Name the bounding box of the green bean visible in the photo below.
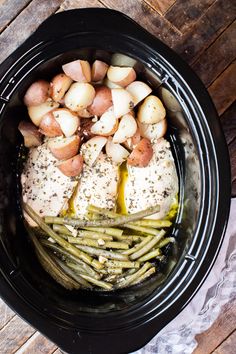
[83,227,123,237]
[122,236,153,255]
[105,260,140,268]
[52,224,74,236]
[27,228,79,290]
[131,219,172,228]
[91,259,104,270]
[40,239,100,279]
[103,274,119,283]
[77,230,113,241]
[156,237,175,248]
[113,234,143,244]
[44,204,161,228]
[80,274,113,291]
[138,248,162,262]
[115,262,152,289]
[99,268,123,275]
[66,261,91,275]
[23,203,95,266]
[123,224,161,236]
[68,237,129,250]
[53,256,92,288]
[75,245,128,261]
[131,267,156,285]
[130,230,165,260]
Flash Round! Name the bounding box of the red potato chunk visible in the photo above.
[127,138,153,167]
[91,60,109,82]
[24,80,50,106]
[48,135,80,160]
[39,112,63,137]
[18,121,42,147]
[88,86,112,116]
[57,154,83,177]
[62,60,91,82]
[50,73,73,102]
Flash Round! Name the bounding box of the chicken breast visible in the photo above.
[124,138,178,219]
[21,143,77,226]
[72,153,119,218]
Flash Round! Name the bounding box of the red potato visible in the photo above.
[53,108,80,137]
[126,81,152,106]
[78,119,96,140]
[48,135,80,160]
[107,66,136,87]
[62,60,91,82]
[127,138,153,167]
[87,86,112,116]
[106,137,130,164]
[50,73,73,102]
[57,154,83,177]
[77,108,93,118]
[64,83,95,112]
[81,136,107,166]
[28,101,59,126]
[18,120,42,147]
[111,88,134,118]
[123,128,141,150]
[24,80,50,106]
[113,113,137,143]
[39,112,63,137]
[138,119,167,141]
[90,107,118,136]
[91,60,109,82]
[137,95,166,124]
[103,77,122,89]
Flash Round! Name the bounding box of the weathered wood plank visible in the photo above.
[193,299,236,354]
[14,331,57,354]
[0,315,35,353]
[220,102,236,146]
[100,0,180,47]
[174,0,236,64]
[143,0,176,15]
[0,298,15,330]
[59,0,104,12]
[213,330,236,354]
[193,21,236,87]
[0,0,31,33]
[0,0,64,65]
[165,0,215,33]
[208,61,236,116]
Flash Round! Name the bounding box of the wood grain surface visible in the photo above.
[0,0,235,353]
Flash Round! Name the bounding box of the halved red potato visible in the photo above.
[28,101,59,126]
[123,128,141,150]
[137,95,166,124]
[24,80,50,107]
[77,108,93,118]
[62,60,91,82]
[90,107,118,136]
[106,137,130,164]
[57,154,83,177]
[91,60,109,82]
[113,113,137,143]
[64,83,95,112]
[110,53,137,67]
[103,77,122,89]
[126,81,152,106]
[111,88,134,118]
[50,73,73,102]
[138,119,167,141]
[78,119,95,140]
[48,135,80,160]
[81,136,107,166]
[53,108,80,137]
[88,86,112,116]
[18,121,42,147]
[39,112,63,137]
[107,66,136,87]
[127,138,153,167]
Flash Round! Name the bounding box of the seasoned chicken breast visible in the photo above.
[21,143,77,226]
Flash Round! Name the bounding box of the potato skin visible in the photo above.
[18,120,42,147]
[88,86,112,116]
[24,80,50,106]
[39,112,63,137]
[50,73,73,102]
[91,60,108,82]
[48,135,80,160]
[58,154,83,177]
[62,60,91,82]
[127,138,153,167]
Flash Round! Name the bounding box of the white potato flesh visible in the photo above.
[21,144,77,226]
[113,114,137,143]
[110,53,137,67]
[28,101,59,126]
[124,138,178,219]
[107,66,136,87]
[106,138,130,164]
[81,136,107,166]
[64,83,95,112]
[126,81,152,106]
[138,119,167,141]
[137,95,166,124]
[103,77,122,89]
[111,88,134,118]
[53,109,80,137]
[91,107,118,136]
[72,153,119,218]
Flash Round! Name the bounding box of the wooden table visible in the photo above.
[0,1,235,353]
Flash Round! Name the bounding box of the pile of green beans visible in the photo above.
[23,202,175,291]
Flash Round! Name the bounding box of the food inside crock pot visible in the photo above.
[19,56,179,291]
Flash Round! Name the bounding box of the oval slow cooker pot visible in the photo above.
[0,9,231,354]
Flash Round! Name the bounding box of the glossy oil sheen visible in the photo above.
[0,9,231,354]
